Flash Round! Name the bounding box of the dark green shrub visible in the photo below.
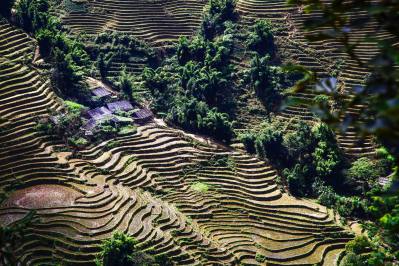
[312,123,344,185]
[335,196,367,218]
[201,0,237,40]
[254,126,286,165]
[36,28,55,57]
[96,232,160,266]
[284,122,315,163]
[168,96,233,143]
[347,157,381,183]
[246,20,275,57]
[118,66,134,101]
[249,55,285,110]
[317,185,338,207]
[285,164,312,197]
[346,236,371,254]
[375,147,395,176]
[238,132,256,154]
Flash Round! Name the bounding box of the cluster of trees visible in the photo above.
[239,120,392,221]
[96,232,172,266]
[201,0,238,40]
[245,20,293,111]
[36,100,88,148]
[341,234,397,266]
[240,121,344,195]
[13,0,90,103]
[91,32,158,82]
[140,0,238,143]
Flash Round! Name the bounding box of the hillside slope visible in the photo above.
[62,0,207,45]
[0,20,354,265]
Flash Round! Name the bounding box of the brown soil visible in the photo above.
[2,185,83,209]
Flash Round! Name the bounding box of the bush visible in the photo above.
[254,125,286,165]
[285,164,312,197]
[68,137,88,148]
[36,28,55,57]
[335,196,367,218]
[317,185,338,207]
[375,147,395,176]
[64,100,86,113]
[118,66,134,101]
[341,236,372,266]
[96,232,161,266]
[190,182,210,193]
[347,157,381,183]
[238,132,256,154]
[201,0,237,39]
[168,96,233,143]
[35,120,54,134]
[346,236,371,254]
[312,140,342,179]
[246,20,275,57]
[312,123,344,184]
[284,122,315,162]
[249,55,285,110]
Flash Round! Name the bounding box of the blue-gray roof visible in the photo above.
[92,87,112,97]
[132,108,153,120]
[87,107,112,120]
[107,100,134,113]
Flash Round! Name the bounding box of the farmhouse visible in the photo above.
[87,107,112,120]
[106,100,134,113]
[91,86,112,100]
[132,108,154,124]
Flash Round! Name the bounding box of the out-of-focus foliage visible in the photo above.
[286,0,399,173]
[286,0,399,262]
[0,0,15,18]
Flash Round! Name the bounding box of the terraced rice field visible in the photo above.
[61,0,381,159]
[62,0,207,45]
[235,0,387,158]
[0,20,353,265]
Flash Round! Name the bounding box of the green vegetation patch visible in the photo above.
[64,100,86,113]
[96,231,172,266]
[190,182,210,193]
[119,125,137,135]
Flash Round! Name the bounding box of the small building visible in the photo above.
[87,107,112,120]
[132,108,153,124]
[92,87,112,99]
[107,100,134,113]
[82,118,97,136]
